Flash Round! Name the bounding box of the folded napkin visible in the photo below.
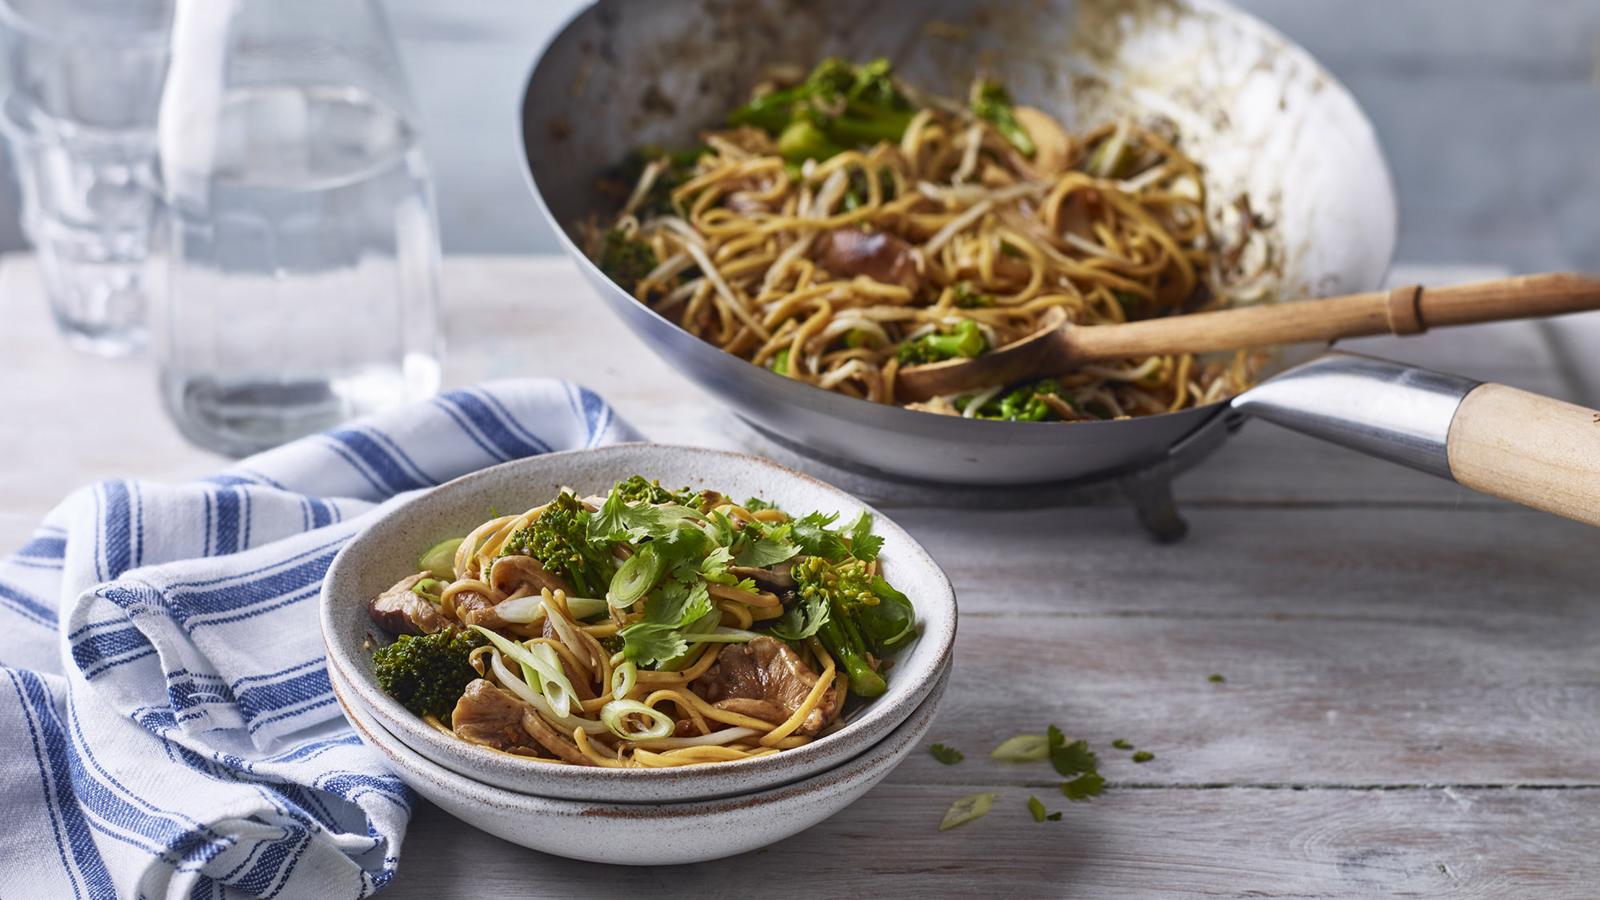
[0,380,639,899]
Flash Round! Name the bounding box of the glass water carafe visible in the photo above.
[156,0,442,457]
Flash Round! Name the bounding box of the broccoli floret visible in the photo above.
[970,78,1035,158]
[615,475,699,507]
[597,229,657,294]
[970,379,1072,422]
[788,555,917,698]
[372,628,485,720]
[896,320,989,365]
[500,491,617,597]
[952,281,995,309]
[731,58,917,162]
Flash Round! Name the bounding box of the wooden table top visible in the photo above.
[4,254,1597,897]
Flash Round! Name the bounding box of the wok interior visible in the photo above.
[520,0,1394,483]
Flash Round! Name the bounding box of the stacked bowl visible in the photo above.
[319,445,958,865]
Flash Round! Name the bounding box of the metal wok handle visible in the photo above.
[1232,352,1600,527]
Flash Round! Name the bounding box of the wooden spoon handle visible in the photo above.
[1447,383,1600,527]
[1069,272,1600,363]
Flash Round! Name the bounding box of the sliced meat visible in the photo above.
[451,679,593,765]
[489,555,572,598]
[1012,106,1073,178]
[816,228,921,293]
[368,573,446,636]
[451,679,538,753]
[729,561,796,594]
[692,636,838,736]
[453,590,508,630]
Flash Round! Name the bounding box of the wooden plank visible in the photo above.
[932,613,1600,786]
[896,504,1596,622]
[385,787,1600,898]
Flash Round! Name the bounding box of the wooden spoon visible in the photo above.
[895,272,1600,402]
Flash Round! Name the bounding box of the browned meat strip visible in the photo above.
[815,228,920,293]
[451,679,537,753]
[367,573,445,635]
[693,636,838,735]
[519,707,591,764]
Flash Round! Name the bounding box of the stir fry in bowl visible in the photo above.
[587,58,1257,423]
[366,475,916,768]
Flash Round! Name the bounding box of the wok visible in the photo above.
[517,0,1600,530]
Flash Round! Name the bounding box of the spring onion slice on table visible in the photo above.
[365,475,917,768]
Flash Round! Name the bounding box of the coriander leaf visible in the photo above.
[1027,796,1046,822]
[619,576,714,666]
[939,792,994,831]
[1111,739,1133,751]
[743,496,777,512]
[928,743,964,765]
[736,523,800,568]
[587,486,703,545]
[699,546,736,584]
[1208,673,1226,683]
[1060,771,1105,802]
[618,621,687,667]
[768,590,829,641]
[1132,751,1154,763]
[1050,739,1098,778]
[1047,811,1062,821]
[1047,724,1066,751]
[991,734,1051,762]
[846,511,884,562]
[790,511,851,561]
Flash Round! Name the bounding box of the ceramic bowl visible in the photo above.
[331,659,949,865]
[320,443,958,802]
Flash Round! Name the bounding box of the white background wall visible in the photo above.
[4,1,1599,272]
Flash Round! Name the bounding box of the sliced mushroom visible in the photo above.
[1013,106,1073,178]
[367,573,446,636]
[489,555,572,598]
[692,636,838,736]
[729,561,797,594]
[815,228,921,293]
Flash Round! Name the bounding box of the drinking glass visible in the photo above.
[155,0,444,456]
[0,0,172,355]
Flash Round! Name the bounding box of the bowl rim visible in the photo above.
[319,442,959,790]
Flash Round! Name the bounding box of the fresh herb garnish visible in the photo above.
[1027,796,1063,822]
[1208,673,1226,683]
[1061,772,1106,802]
[929,743,964,765]
[1111,738,1133,750]
[1132,751,1154,763]
[991,734,1051,762]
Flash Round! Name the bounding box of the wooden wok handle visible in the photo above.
[1446,384,1600,527]
[1071,272,1600,362]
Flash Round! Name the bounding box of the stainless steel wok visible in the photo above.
[517,0,1600,531]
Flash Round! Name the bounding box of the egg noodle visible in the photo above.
[368,477,914,768]
[587,59,1257,422]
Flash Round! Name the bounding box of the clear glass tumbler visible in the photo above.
[0,0,172,356]
[155,0,443,456]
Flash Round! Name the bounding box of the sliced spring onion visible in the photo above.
[471,626,579,718]
[939,793,995,831]
[599,699,676,741]
[990,734,1051,762]
[681,627,763,644]
[494,593,610,625]
[627,727,762,750]
[416,537,464,579]
[486,649,609,735]
[607,543,663,608]
[611,660,637,701]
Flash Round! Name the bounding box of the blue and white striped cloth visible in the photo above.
[0,380,639,899]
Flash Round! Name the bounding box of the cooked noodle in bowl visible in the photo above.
[586,59,1260,423]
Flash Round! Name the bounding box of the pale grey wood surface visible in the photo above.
[3,255,1599,897]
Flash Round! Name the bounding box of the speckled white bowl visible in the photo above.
[331,659,949,865]
[319,443,958,803]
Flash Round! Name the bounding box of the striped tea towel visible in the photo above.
[0,380,640,899]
